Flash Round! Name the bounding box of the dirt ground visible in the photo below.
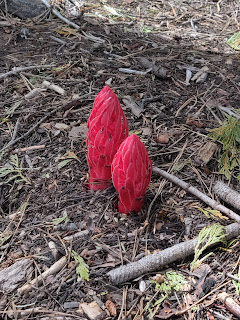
[1,0,240,319]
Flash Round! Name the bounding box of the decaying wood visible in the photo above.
[0,259,32,293]
[218,292,240,318]
[42,80,66,96]
[107,223,240,284]
[17,256,67,294]
[0,0,45,19]
[213,181,240,211]
[152,167,240,223]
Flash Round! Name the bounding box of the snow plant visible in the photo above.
[111,134,152,213]
[86,86,152,213]
[86,86,128,190]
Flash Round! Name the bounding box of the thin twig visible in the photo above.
[41,0,80,29]
[218,106,240,119]
[152,167,240,223]
[0,64,55,80]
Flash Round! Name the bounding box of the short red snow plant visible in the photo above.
[86,86,129,190]
[111,134,152,214]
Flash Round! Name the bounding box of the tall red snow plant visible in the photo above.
[86,86,129,190]
[111,134,152,214]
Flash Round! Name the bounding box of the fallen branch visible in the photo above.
[152,167,240,223]
[107,223,240,284]
[213,181,240,211]
[217,292,240,318]
[17,256,67,294]
[0,64,55,81]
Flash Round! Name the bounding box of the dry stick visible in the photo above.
[152,167,240,223]
[0,64,55,80]
[107,223,240,284]
[12,145,46,154]
[17,256,67,295]
[213,181,240,211]
[217,292,240,318]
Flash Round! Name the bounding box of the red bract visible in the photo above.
[86,86,129,190]
[111,134,152,213]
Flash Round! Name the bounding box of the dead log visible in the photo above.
[0,0,46,19]
[213,181,240,211]
[107,223,240,284]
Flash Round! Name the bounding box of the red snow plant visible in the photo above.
[86,86,129,190]
[111,134,152,214]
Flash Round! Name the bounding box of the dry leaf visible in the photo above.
[122,96,144,118]
[186,118,206,128]
[55,123,69,130]
[69,125,88,140]
[195,142,218,166]
[105,300,117,316]
[142,127,152,136]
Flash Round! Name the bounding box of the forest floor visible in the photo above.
[1,0,240,319]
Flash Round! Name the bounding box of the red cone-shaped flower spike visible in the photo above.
[111,134,152,213]
[86,86,129,190]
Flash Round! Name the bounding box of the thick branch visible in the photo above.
[152,167,240,223]
[213,181,240,211]
[218,292,240,318]
[107,223,240,284]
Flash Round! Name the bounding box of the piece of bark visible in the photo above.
[218,292,240,318]
[138,57,167,79]
[213,181,240,211]
[107,223,240,284]
[80,301,103,320]
[0,259,32,293]
[152,167,240,223]
[0,0,46,19]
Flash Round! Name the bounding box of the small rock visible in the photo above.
[157,133,169,144]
